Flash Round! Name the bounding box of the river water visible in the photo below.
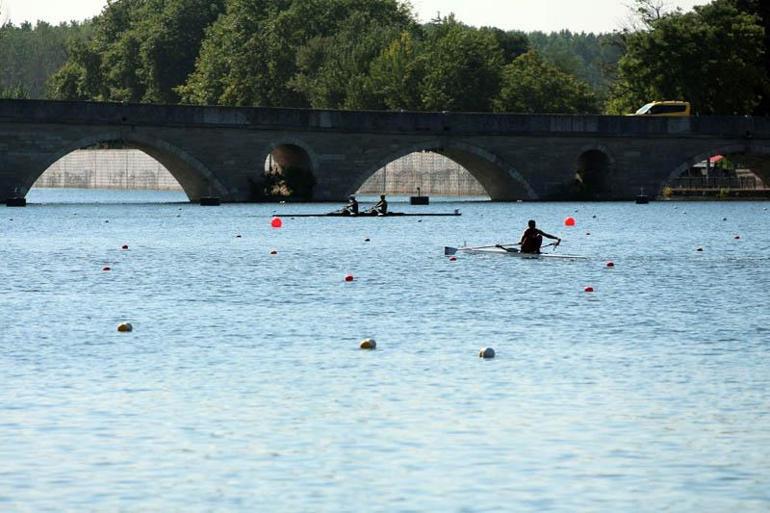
[2,189,769,512]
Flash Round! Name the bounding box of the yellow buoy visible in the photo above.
[479,347,495,359]
[117,322,133,333]
[360,338,377,350]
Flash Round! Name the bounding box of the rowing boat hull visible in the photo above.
[446,246,587,260]
[284,212,461,218]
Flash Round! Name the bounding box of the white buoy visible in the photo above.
[479,347,495,359]
[360,339,377,350]
[117,322,133,333]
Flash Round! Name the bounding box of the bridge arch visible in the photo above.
[655,141,770,198]
[259,138,319,200]
[260,138,320,174]
[658,143,770,189]
[353,140,538,200]
[574,145,616,200]
[32,132,225,200]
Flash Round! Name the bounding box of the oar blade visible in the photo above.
[444,246,459,256]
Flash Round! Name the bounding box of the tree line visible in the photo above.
[1,0,768,116]
[0,20,93,98]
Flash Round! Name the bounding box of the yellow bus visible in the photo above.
[633,101,691,117]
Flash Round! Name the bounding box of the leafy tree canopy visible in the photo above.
[418,16,505,112]
[179,0,413,107]
[728,0,770,114]
[607,0,767,115]
[49,0,225,103]
[528,30,623,98]
[8,0,767,118]
[1,21,92,99]
[289,3,415,109]
[494,50,599,114]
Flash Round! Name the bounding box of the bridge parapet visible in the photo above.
[1,99,767,138]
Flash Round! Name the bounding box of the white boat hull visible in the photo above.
[445,246,588,260]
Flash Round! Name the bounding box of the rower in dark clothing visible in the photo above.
[520,220,560,254]
[372,194,388,215]
[342,195,359,216]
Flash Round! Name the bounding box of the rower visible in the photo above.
[342,195,359,216]
[520,219,560,254]
[371,194,388,215]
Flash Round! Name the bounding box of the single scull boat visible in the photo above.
[444,244,588,260]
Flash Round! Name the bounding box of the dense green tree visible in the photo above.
[607,0,767,115]
[368,31,425,110]
[10,0,765,119]
[729,0,770,115]
[528,30,623,98]
[290,6,414,109]
[53,0,142,101]
[494,50,599,114]
[419,17,504,112]
[176,0,279,106]
[0,21,92,98]
[179,5,619,113]
[49,0,224,103]
[46,39,103,100]
[0,84,30,98]
[479,27,529,63]
[181,0,412,108]
[140,0,227,103]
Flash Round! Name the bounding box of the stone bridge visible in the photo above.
[1,99,769,202]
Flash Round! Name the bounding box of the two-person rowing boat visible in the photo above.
[339,194,388,216]
[288,211,462,218]
[282,194,462,217]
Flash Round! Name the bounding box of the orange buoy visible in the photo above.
[121,245,129,250]
[606,261,615,268]
[584,286,594,293]
[102,266,111,272]
[271,217,283,228]
[344,274,355,282]
[270,250,278,255]
[564,217,576,227]
[449,256,457,262]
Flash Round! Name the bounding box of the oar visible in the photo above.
[495,244,520,253]
[545,240,563,252]
[444,243,520,256]
[502,241,559,254]
[474,243,520,250]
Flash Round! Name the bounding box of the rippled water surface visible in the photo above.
[2,189,769,512]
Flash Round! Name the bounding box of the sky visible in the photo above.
[4,0,712,33]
